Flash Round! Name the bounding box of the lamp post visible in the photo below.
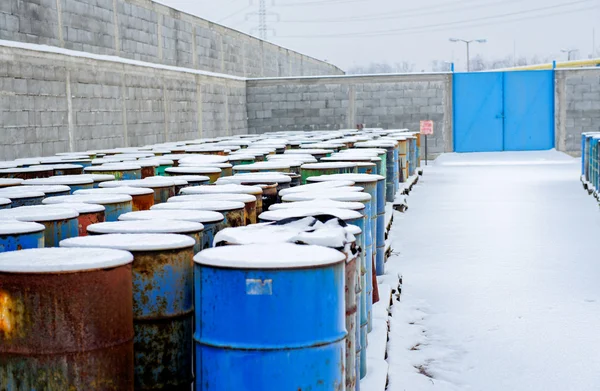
[449,38,487,72]
[561,48,577,61]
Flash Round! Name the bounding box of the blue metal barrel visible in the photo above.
[60,233,196,390]
[0,189,45,207]
[0,198,10,209]
[193,243,346,391]
[84,164,143,181]
[22,175,94,194]
[151,200,246,233]
[87,173,116,188]
[375,176,386,276]
[17,184,71,197]
[42,194,133,222]
[0,220,45,251]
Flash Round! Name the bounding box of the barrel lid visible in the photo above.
[167,175,209,183]
[267,155,317,164]
[16,184,71,194]
[87,174,116,182]
[166,166,222,174]
[0,162,19,169]
[22,175,94,186]
[168,193,255,203]
[39,163,83,169]
[301,162,358,170]
[61,233,195,251]
[195,242,345,269]
[13,158,42,166]
[43,194,132,205]
[355,141,398,148]
[270,200,365,211]
[0,166,53,174]
[278,181,357,196]
[282,191,371,203]
[217,173,291,185]
[84,164,141,172]
[259,207,362,222]
[135,160,159,167]
[0,198,10,206]
[341,148,386,155]
[0,189,45,199]
[0,178,23,187]
[75,186,154,196]
[0,220,45,235]
[62,202,105,213]
[152,200,245,212]
[284,149,332,155]
[227,155,256,161]
[87,220,204,235]
[99,178,176,189]
[0,247,134,273]
[180,184,262,195]
[119,209,224,224]
[346,224,361,235]
[0,205,79,222]
[307,173,385,183]
[178,156,229,165]
[233,162,291,171]
[321,155,379,162]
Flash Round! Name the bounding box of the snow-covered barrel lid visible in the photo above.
[301,162,358,170]
[87,220,204,235]
[194,242,345,269]
[216,173,291,185]
[135,160,160,168]
[184,145,231,153]
[151,200,245,212]
[167,175,209,183]
[355,140,398,148]
[139,158,174,165]
[87,174,116,182]
[340,148,386,155]
[307,173,385,184]
[0,178,23,187]
[99,178,176,189]
[346,224,361,235]
[0,166,53,174]
[269,200,365,211]
[0,162,19,169]
[168,193,255,204]
[60,202,105,214]
[0,189,45,200]
[177,155,228,165]
[0,198,10,206]
[0,247,134,273]
[165,166,222,175]
[60,233,195,252]
[75,187,154,196]
[22,175,94,186]
[13,158,42,166]
[0,219,45,235]
[233,162,291,171]
[180,184,263,196]
[35,163,83,170]
[84,163,142,172]
[42,194,132,206]
[321,155,381,162]
[227,154,256,162]
[0,205,79,222]
[267,154,317,163]
[119,209,224,224]
[259,207,362,222]
[278,181,357,196]
[284,149,332,155]
[15,185,71,195]
[282,191,371,203]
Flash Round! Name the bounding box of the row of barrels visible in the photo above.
[0,128,421,390]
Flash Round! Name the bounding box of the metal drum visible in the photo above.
[170,175,211,188]
[22,175,95,193]
[232,162,292,174]
[66,202,106,237]
[86,173,116,188]
[0,220,45,251]
[396,138,409,182]
[60,234,196,391]
[0,198,10,209]
[169,193,257,225]
[180,184,264,215]
[0,189,45,207]
[227,155,256,166]
[193,243,346,391]
[216,173,292,210]
[300,162,358,185]
[152,200,245,232]
[49,163,84,176]
[87,220,204,254]
[151,159,174,176]
[0,179,23,189]
[0,205,79,247]
[75,187,155,211]
[100,178,176,205]
[16,184,71,197]
[84,163,143,180]
[355,141,395,202]
[138,161,159,178]
[166,167,222,184]
[43,194,132,222]
[278,180,356,197]
[118,210,224,250]
[0,166,54,180]
[0,247,135,390]
[284,148,333,160]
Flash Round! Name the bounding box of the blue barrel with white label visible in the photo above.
[193,243,346,391]
[0,220,45,251]
[375,175,386,276]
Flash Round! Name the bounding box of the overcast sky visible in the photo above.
[158,0,600,72]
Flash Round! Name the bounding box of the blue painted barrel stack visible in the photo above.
[0,128,422,390]
[581,132,600,196]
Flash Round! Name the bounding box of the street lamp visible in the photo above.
[449,38,487,72]
[561,48,578,61]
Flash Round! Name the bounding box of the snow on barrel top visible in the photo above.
[282,191,371,203]
[216,173,291,185]
[278,180,356,196]
[118,210,224,224]
[75,187,154,196]
[0,198,10,206]
[43,194,132,205]
[22,175,94,185]
[194,243,345,269]
[168,194,255,203]
[60,202,105,214]
[0,247,134,273]
[151,200,245,212]
[307,173,385,183]
[0,220,45,235]
[259,207,362,222]
[180,184,262,195]
[60,233,195,251]
[87,220,204,234]
[0,205,79,222]
[269,200,365,211]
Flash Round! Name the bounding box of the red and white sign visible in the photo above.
[420,120,434,135]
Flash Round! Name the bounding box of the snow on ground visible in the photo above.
[382,151,600,390]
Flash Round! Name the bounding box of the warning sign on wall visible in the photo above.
[420,120,434,135]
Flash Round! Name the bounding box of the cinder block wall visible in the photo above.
[0,0,343,78]
[246,74,453,154]
[555,68,600,155]
[0,44,247,159]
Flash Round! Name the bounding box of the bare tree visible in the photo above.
[347,61,416,74]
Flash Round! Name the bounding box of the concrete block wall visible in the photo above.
[555,68,600,154]
[0,44,247,159]
[0,0,343,78]
[247,74,453,154]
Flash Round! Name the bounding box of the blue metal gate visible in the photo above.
[453,70,554,153]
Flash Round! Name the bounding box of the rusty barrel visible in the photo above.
[22,175,95,194]
[300,162,358,185]
[0,166,54,180]
[181,184,264,215]
[151,200,245,233]
[64,202,106,237]
[17,184,71,197]
[118,210,224,250]
[168,193,257,225]
[42,194,133,222]
[84,164,142,180]
[0,220,45,251]
[87,220,204,254]
[0,205,79,247]
[0,247,135,390]
[60,234,196,391]
[0,198,10,210]
[0,189,45,207]
[75,187,155,211]
[0,179,23,189]
[166,166,222,184]
[138,161,159,178]
[99,178,176,205]
[193,243,346,391]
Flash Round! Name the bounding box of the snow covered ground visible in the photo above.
[382,151,600,390]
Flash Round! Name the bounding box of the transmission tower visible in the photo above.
[247,0,278,40]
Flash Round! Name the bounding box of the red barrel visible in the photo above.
[66,202,106,236]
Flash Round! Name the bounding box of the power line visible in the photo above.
[246,0,279,40]
[275,0,366,7]
[277,0,596,38]
[218,5,252,22]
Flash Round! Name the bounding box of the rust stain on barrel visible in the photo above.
[244,200,257,225]
[132,193,155,211]
[78,211,105,236]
